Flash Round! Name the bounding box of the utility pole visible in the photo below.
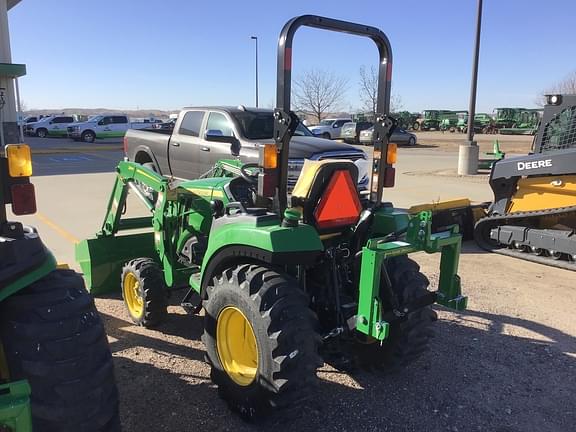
[458,0,483,175]
[251,36,259,107]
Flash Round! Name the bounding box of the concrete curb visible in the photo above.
[31,145,122,155]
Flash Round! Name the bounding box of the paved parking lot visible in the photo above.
[14,135,576,431]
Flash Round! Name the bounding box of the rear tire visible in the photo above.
[121,258,167,328]
[350,256,436,371]
[0,269,120,432]
[203,264,321,420]
[36,128,47,138]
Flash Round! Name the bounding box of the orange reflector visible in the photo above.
[11,183,37,215]
[6,144,32,177]
[386,143,397,164]
[262,144,278,169]
[314,170,361,229]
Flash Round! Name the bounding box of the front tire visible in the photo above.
[322,132,331,139]
[350,256,436,371]
[36,128,47,138]
[203,264,321,420]
[408,136,416,146]
[121,258,167,328]
[0,269,120,432]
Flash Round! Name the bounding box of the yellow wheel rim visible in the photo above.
[216,306,259,386]
[123,272,144,319]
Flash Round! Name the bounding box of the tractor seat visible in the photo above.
[291,159,362,233]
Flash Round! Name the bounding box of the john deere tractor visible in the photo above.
[77,15,467,420]
[0,145,119,431]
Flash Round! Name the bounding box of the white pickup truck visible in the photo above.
[67,114,160,142]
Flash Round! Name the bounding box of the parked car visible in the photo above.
[308,118,352,139]
[67,114,157,142]
[340,121,374,144]
[359,126,417,146]
[124,106,368,190]
[152,118,177,130]
[25,115,78,138]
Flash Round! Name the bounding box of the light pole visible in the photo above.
[458,0,483,175]
[250,36,259,107]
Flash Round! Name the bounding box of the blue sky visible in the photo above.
[7,0,576,113]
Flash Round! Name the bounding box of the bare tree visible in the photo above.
[293,69,348,123]
[359,65,403,115]
[537,70,576,105]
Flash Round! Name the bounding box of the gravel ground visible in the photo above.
[96,242,576,432]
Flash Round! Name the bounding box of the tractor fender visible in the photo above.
[197,220,323,297]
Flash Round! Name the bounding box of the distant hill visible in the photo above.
[24,108,178,120]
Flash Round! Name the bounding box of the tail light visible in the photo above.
[6,144,32,177]
[5,144,37,215]
[11,183,37,215]
[258,144,279,197]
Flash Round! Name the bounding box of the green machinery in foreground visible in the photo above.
[77,15,467,420]
[0,145,120,431]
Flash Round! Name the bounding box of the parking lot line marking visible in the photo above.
[35,212,80,244]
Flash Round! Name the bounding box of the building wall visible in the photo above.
[0,0,20,145]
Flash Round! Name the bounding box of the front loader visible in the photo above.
[77,15,467,420]
[0,145,119,431]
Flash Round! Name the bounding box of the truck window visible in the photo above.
[179,111,205,137]
[206,112,233,137]
[113,116,128,124]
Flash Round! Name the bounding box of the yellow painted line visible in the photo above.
[35,212,80,244]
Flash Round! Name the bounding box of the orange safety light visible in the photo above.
[6,144,32,177]
[386,143,397,164]
[313,170,362,229]
[262,144,278,169]
[11,183,37,215]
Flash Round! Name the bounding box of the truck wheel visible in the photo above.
[81,130,96,143]
[36,128,47,138]
[0,269,120,432]
[351,256,436,372]
[121,258,167,328]
[322,132,331,139]
[412,122,420,131]
[202,264,321,420]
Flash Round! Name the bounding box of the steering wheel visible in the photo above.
[240,163,260,185]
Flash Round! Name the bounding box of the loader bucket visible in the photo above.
[75,232,156,296]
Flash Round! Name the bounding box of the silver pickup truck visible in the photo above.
[124,106,368,189]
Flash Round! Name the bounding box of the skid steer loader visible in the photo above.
[77,15,467,420]
[474,94,576,269]
[0,145,120,431]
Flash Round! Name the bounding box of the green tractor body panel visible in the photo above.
[0,380,32,432]
[192,216,323,292]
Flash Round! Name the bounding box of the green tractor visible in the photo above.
[414,110,453,131]
[0,145,119,431]
[77,15,467,420]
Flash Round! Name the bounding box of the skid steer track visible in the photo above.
[474,205,576,271]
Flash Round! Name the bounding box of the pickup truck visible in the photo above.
[124,106,369,189]
[67,114,160,143]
